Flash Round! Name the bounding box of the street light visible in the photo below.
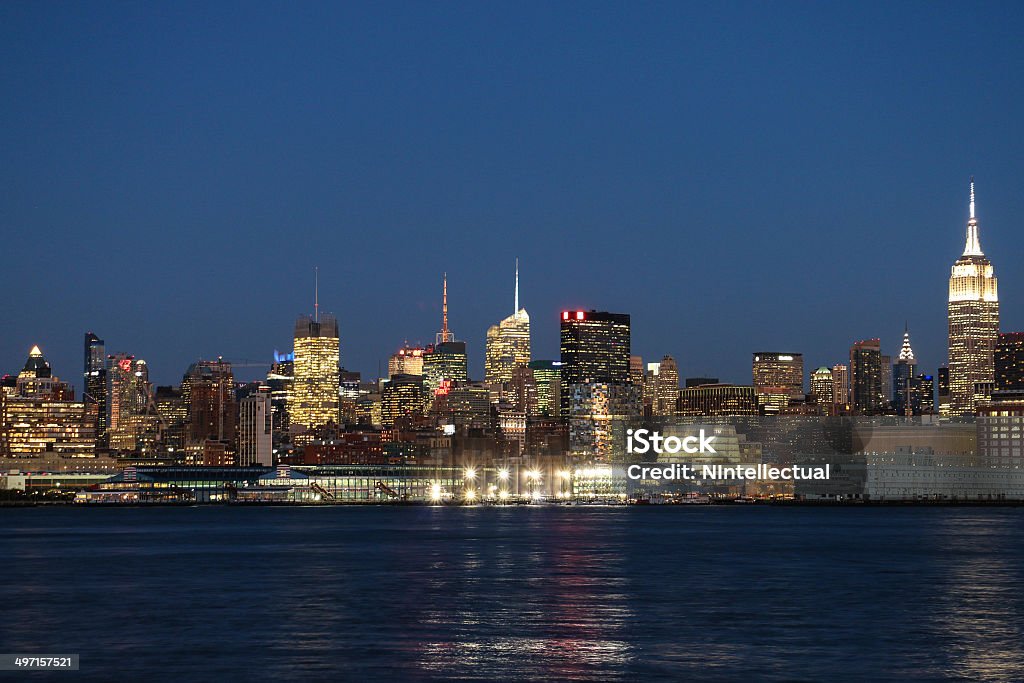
[558,469,571,501]
[464,467,477,481]
[526,469,543,502]
[498,468,510,481]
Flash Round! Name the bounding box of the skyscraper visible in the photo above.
[566,381,641,458]
[677,384,758,417]
[893,327,919,416]
[291,314,340,443]
[643,362,660,415]
[752,352,804,412]
[83,332,107,448]
[528,360,562,417]
[831,364,850,408]
[810,367,834,411]
[948,178,999,416]
[422,342,468,396]
[559,310,631,389]
[339,369,361,425]
[917,373,936,414]
[485,260,531,385]
[655,355,680,417]
[154,385,186,453]
[938,366,951,415]
[1,346,96,458]
[238,387,273,466]
[388,346,425,378]
[290,276,340,444]
[182,358,237,461]
[995,332,1024,394]
[850,339,883,415]
[560,310,633,458]
[629,356,644,386]
[423,273,468,397]
[267,351,294,442]
[510,365,539,415]
[107,354,155,452]
[381,374,426,427]
[16,346,62,397]
[880,354,893,409]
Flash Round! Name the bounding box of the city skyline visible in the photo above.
[2,179,1015,393]
[4,4,1024,387]
[2,249,1015,395]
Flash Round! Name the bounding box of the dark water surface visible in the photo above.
[2,506,1024,681]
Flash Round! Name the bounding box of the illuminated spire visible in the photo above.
[314,266,319,323]
[969,177,976,219]
[29,345,42,357]
[898,324,915,363]
[437,273,454,344]
[963,176,983,256]
[514,257,519,314]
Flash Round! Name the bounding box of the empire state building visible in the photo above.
[947,178,999,416]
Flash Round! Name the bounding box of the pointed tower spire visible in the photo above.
[969,176,976,219]
[314,266,319,323]
[437,272,454,344]
[963,176,983,256]
[899,325,915,363]
[514,257,519,314]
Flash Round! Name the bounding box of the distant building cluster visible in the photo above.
[2,180,1024,503]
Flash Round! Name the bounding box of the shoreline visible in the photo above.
[6,499,1024,508]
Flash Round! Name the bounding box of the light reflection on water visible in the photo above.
[1,506,1023,681]
[405,509,637,680]
[928,515,1024,681]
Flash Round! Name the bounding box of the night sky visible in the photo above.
[3,2,1023,388]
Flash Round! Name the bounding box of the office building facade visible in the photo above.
[239,388,273,466]
[850,339,883,415]
[290,314,340,444]
[752,352,804,412]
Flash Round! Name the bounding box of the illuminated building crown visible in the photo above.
[963,177,983,256]
[898,327,915,363]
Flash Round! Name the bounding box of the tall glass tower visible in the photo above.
[850,339,883,415]
[291,315,340,444]
[290,272,340,444]
[84,332,108,447]
[947,178,999,416]
[485,259,531,385]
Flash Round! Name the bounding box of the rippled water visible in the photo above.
[3,506,1024,681]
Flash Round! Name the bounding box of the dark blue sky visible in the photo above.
[3,2,1023,387]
